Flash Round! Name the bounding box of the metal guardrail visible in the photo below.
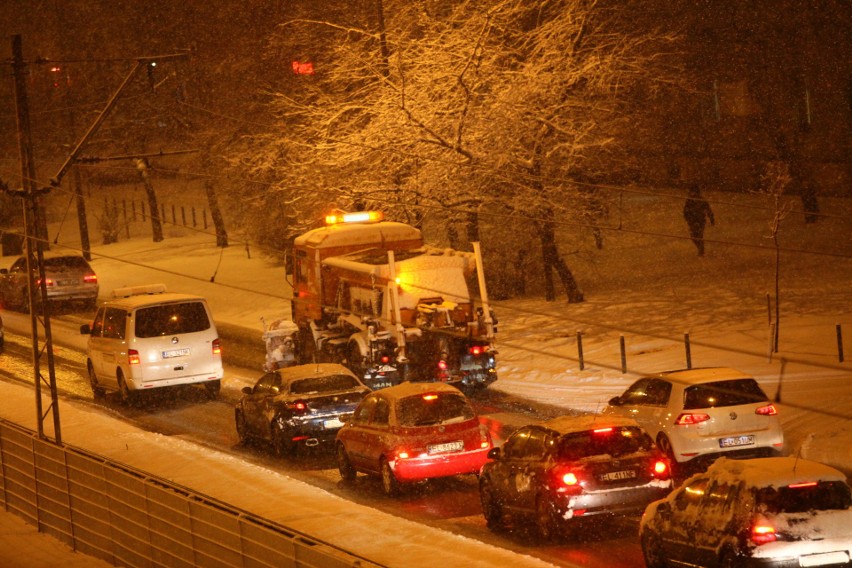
[0,418,382,568]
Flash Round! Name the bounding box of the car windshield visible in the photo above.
[683,378,769,410]
[289,374,360,394]
[756,481,852,514]
[43,256,92,271]
[134,302,211,338]
[396,393,475,427]
[556,426,655,460]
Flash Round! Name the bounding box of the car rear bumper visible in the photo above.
[392,447,490,482]
[670,428,785,463]
[553,482,672,519]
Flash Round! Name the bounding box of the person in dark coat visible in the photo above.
[683,184,715,256]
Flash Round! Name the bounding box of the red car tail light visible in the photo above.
[479,424,492,449]
[212,338,221,355]
[674,413,711,425]
[788,481,817,489]
[83,274,98,283]
[380,354,390,364]
[38,277,55,287]
[593,427,614,434]
[288,400,309,413]
[551,466,584,494]
[750,522,777,545]
[755,404,777,416]
[422,393,439,401]
[652,459,670,480]
[128,349,140,365]
[468,345,488,356]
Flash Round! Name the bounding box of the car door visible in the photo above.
[361,395,392,473]
[610,378,672,439]
[513,427,551,513]
[690,478,741,566]
[659,476,709,562]
[344,395,378,468]
[243,372,280,436]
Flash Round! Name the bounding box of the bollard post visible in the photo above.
[767,323,776,363]
[181,206,187,227]
[577,331,584,371]
[837,323,845,363]
[684,332,692,369]
[619,335,626,373]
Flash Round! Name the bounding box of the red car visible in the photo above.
[335,382,492,496]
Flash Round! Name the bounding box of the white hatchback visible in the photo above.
[80,284,223,403]
[603,367,784,474]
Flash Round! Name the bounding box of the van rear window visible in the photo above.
[134,302,211,338]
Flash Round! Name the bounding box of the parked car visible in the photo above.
[603,367,784,475]
[80,284,223,403]
[479,415,672,540]
[640,456,852,568]
[235,363,370,456]
[335,382,492,496]
[0,253,99,310]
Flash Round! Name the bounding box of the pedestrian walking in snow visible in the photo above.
[683,184,714,256]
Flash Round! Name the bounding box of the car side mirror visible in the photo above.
[79,324,91,335]
[656,501,672,518]
[487,447,502,460]
[608,396,623,406]
[241,386,253,395]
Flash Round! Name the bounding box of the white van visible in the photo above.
[80,284,224,402]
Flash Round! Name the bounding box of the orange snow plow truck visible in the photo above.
[290,211,497,390]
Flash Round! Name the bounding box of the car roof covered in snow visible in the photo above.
[702,457,848,489]
[652,367,754,385]
[540,414,642,435]
[374,381,466,402]
[294,221,422,249]
[275,363,358,383]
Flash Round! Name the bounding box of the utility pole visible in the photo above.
[11,34,63,444]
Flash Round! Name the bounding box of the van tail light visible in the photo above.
[750,519,777,545]
[755,404,777,416]
[84,274,98,284]
[674,413,711,425]
[212,338,221,355]
[128,349,140,365]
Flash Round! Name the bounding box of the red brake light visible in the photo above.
[653,460,670,479]
[469,345,488,356]
[84,274,98,283]
[593,427,614,434]
[561,471,579,486]
[437,360,448,371]
[212,338,221,355]
[291,400,308,412]
[755,404,777,416]
[751,523,777,545]
[674,413,711,425]
[422,393,439,401]
[381,355,390,364]
[788,481,817,489]
[128,349,140,365]
[551,466,583,494]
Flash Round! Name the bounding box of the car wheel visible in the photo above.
[235,409,249,444]
[337,443,357,482]
[270,418,293,458]
[117,371,134,405]
[479,477,504,531]
[657,434,680,476]
[535,494,558,541]
[204,380,221,399]
[87,362,106,399]
[380,458,399,497]
[641,530,668,568]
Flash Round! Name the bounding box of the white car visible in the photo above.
[640,457,852,568]
[603,367,784,474]
[80,284,223,403]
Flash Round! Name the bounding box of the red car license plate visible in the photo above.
[428,440,463,454]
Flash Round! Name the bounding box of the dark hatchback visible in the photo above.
[479,415,672,540]
[235,363,370,456]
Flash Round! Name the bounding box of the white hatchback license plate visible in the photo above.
[162,348,190,358]
[600,470,637,482]
[428,440,464,454]
[323,418,344,429]
[719,435,755,448]
[799,551,849,567]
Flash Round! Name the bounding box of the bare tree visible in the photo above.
[242,0,684,300]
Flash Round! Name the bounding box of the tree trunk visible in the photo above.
[136,159,163,243]
[204,177,228,248]
[535,207,583,303]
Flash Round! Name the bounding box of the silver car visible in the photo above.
[603,367,784,475]
[0,253,99,310]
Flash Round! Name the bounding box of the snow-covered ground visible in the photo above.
[0,191,850,566]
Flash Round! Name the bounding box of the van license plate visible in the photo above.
[162,348,190,358]
[719,435,754,448]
